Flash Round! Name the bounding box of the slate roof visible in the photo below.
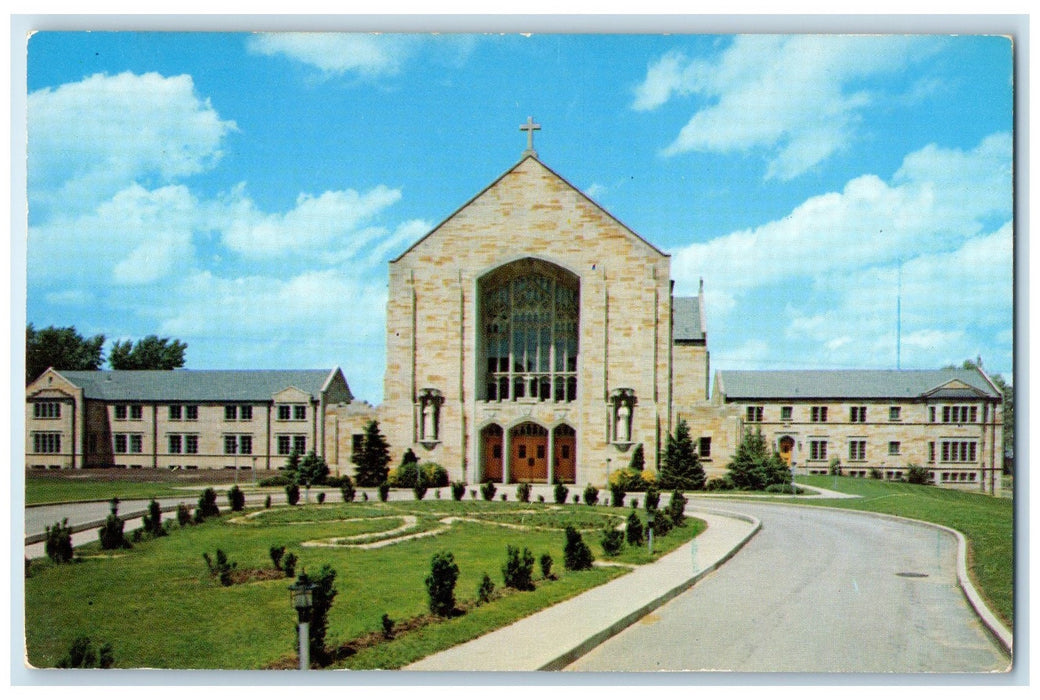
[673,296,704,342]
[54,369,343,402]
[716,369,1000,400]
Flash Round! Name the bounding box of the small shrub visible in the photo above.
[414,480,428,500]
[516,482,532,503]
[481,481,497,501]
[609,467,654,492]
[198,488,220,518]
[228,485,246,512]
[131,528,143,543]
[203,549,236,586]
[264,494,272,509]
[193,508,205,524]
[906,464,932,485]
[98,498,130,550]
[177,503,192,526]
[539,552,555,580]
[285,483,300,506]
[378,482,390,502]
[537,494,545,503]
[563,526,594,570]
[626,511,644,546]
[470,489,478,500]
[340,480,356,502]
[828,457,843,476]
[435,489,441,499]
[362,492,369,502]
[610,482,626,507]
[142,498,166,537]
[601,528,625,556]
[572,494,579,504]
[477,572,496,604]
[583,484,599,506]
[317,491,327,504]
[258,475,291,487]
[502,545,535,590]
[425,551,460,617]
[421,463,450,488]
[650,509,673,537]
[666,489,687,527]
[269,545,285,571]
[631,497,640,509]
[644,486,660,511]
[381,613,395,640]
[764,483,801,494]
[705,476,734,492]
[57,636,114,669]
[45,518,73,564]
[554,481,569,504]
[500,493,508,502]
[451,481,467,501]
[301,565,338,666]
[283,552,298,578]
[870,467,883,480]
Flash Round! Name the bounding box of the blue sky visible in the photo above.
[24,32,1014,403]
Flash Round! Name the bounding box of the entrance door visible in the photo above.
[482,425,503,482]
[553,424,576,483]
[779,436,795,465]
[510,423,548,482]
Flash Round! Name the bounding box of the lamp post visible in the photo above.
[289,574,316,670]
[647,509,655,554]
[606,457,611,489]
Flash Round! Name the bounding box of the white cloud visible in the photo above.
[246,33,419,78]
[28,72,236,217]
[635,35,940,179]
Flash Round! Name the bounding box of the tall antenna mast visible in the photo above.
[896,259,902,370]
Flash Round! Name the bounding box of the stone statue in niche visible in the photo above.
[616,402,631,443]
[422,402,436,441]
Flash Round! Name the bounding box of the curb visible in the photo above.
[539,507,762,671]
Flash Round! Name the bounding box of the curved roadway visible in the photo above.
[567,499,1010,673]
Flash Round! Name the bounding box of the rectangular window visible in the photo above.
[129,434,143,453]
[169,434,183,454]
[185,435,199,454]
[114,434,128,453]
[699,436,712,458]
[849,440,866,461]
[115,405,128,420]
[940,440,978,463]
[33,432,62,454]
[928,442,935,463]
[929,406,936,423]
[811,406,828,423]
[746,406,763,423]
[240,405,253,421]
[130,405,143,420]
[169,405,182,421]
[33,402,62,419]
[889,406,901,422]
[225,405,237,421]
[294,405,307,421]
[943,405,951,423]
[240,435,253,455]
[888,441,901,456]
[278,405,291,421]
[224,435,238,455]
[970,406,978,423]
[293,436,307,454]
[185,405,198,421]
[278,435,292,455]
[850,406,867,423]
[810,440,828,461]
[780,406,793,422]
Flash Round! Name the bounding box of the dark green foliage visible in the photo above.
[628,443,645,471]
[193,508,205,524]
[389,462,450,488]
[56,636,114,669]
[650,509,673,537]
[516,482,532,503]
[317,492,326,505]
[644,486,660,511]
[26,323,104,384]
[610,482,626,507]
[477,572,496,604]
[870,467,883,480]
[583,484,599,506]
[353,420,392,487]
[540,553,554,580]
[142,499,166,537]
[413,480,428,500]
[563,526,594,571]
[609,467,653,492]
[381,613,395,640]
[829,457,843,476]
[500,493,508,502]
[481,481,497,501]
[705,476,734,491]
[176,503,192,526]
[502,545,535,590]
[203,549,236,586]
[666,489,687,527]
[660,418,706,490]
[537,494,545,503]
[378,482,390,502]
[286,483,300,506]
[283,450,302,479]
[451,481,467,501]
[299,565,338,665]
[283,552,298,578]
[45,518,74,564]
[259,474,292,487]
[269,545,286,571]
[626,511,644,546]
[554,481,569,504]
[425,551,460,617]
[340,480,356,502]
[264,495,272,509]
[197,488,220,518]
[227,485,246,512]
[400,448,419,467]
[572,494,579,504]
[727,429,790,490]
[298,451,331,486]
[98,498,130,550]
[108,335,186,370]
[601,528,625,556]
[906,464,932,485]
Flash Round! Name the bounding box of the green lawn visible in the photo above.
[25,499,703,670]
[24,469,256,505]
[792,475,1014,627]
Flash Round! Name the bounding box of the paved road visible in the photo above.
[567,500,1010,673]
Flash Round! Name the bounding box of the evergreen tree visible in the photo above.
[727,428,769,490]
[298,450,330,486]
[659,419,705,490]
[354,420,392,487]
[628,443,645,471]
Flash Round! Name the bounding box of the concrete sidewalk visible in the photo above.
[404,506,761,671]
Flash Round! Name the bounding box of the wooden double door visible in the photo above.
[480,423,576,483]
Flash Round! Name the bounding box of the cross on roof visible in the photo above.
[519,116,541,157]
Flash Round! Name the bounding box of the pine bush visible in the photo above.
[227,485,246,512]
[425,551,460,616]
[502,545,535,590]
[554,481,569,504]
[45,518,73,564]
[563,526,593,570]
[626,511,644,546]
[601,528,625,556]
[583,484,599,506]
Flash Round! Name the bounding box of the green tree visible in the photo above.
[659,419,705,490]
[26,324,105,384]
[295,450,330,486]
[628,443,645,471]
[727,428,769,490]
[353,420,392,487]
[108,335,187,370]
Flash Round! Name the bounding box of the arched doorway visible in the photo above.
[481,424,503,482]
[778,436,795,465]
[553,424,576,483]
[510,422,548,482]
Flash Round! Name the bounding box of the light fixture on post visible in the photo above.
[289,573,317,670]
